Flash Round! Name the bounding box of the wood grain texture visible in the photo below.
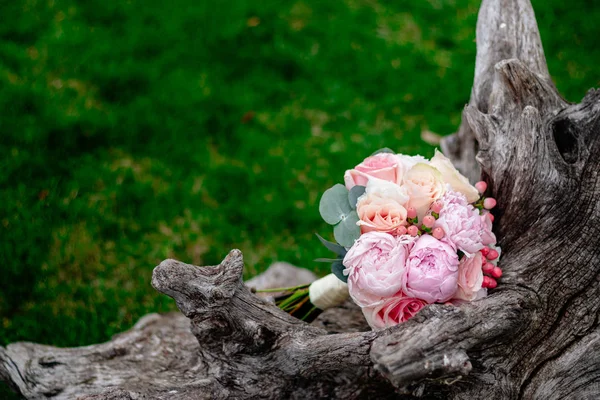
[0,261,321,399]
[3,0,600,398]
[441,0,556,182]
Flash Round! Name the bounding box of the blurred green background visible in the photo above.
[1,0,599,396]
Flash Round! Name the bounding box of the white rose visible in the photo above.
[402,163,446,221]
[363,177,409,205]
[429,149,479,203]
[395,154,428,181]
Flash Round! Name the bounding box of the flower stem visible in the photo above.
[254,283,311,293]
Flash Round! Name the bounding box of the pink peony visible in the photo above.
[403,234,459,303]
[344,153,401,189]
[362,292,427,329]
[440,189,469,206]
[343,232,415,307]
[453,252,484,301]
[434,191,489,255]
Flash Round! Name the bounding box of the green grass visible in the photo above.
[1,0,599,397]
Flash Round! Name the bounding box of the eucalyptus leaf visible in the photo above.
[314,257,343,263]
[331,259,348,283]
[348,185,366,209]
[333,210,360,248]
[319,184,353,225]
[371,147,395,156]
[315,233,347,257]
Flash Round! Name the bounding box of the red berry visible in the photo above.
[475,181,487,194]
[423,215,435,228]
[431,201,443,214]
[432,227,444,240]
[492,266,503,278]
[407,207,417,219]
[482,276,492,288]
[487,249,499,261]
[483,262,495,274]
[483,198,497,210]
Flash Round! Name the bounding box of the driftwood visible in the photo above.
[3,0,600,398]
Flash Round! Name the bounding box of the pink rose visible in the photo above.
[344,153,401,189]
[434,191,488,256]
[403,235,459,303]
[357,194,408,234]
[343,232,415,307]
[480,213,496,246]
[402,163,446,221]
[362,293,427,329]
[453,252,484,301]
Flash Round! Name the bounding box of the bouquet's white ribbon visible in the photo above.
[308,273,349,310]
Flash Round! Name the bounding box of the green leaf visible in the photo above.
[371,147,395,156]
[315,233,347,257]
[331,259,348,283]
[319,184,352,225]
[314,257,343,263]
[348,185,366,210]
[333,210,360,247]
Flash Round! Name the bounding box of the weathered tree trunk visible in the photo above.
[2,0,600,398]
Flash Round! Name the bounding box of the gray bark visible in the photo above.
[3,0,600,398]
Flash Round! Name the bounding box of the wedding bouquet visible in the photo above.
[268,148,501,329]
